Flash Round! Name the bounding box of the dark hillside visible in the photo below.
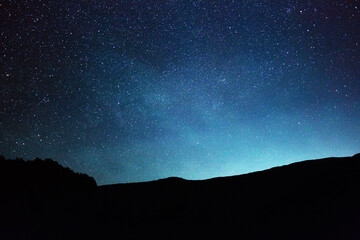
[0,157,96,240]
[1,154,360,240]
[97,154,360,239]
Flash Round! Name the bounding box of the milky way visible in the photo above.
[1,1,359,184]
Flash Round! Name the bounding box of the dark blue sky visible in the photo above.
[1,0,359,184]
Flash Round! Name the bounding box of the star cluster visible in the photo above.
[1,0,359,184]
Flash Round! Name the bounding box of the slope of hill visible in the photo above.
[0,156,97,194]
[1,154,360,240]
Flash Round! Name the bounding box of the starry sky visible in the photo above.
[1,0,359,185]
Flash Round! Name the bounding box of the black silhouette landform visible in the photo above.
[1,154,360,240]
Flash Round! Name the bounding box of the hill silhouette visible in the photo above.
[1,154,360,239]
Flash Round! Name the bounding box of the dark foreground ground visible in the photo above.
[1,153,360,239]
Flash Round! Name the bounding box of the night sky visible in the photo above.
[1,0,359,185]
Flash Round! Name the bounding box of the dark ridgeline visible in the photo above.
[0,156,97,194]
[0,156,97,240]
[1,154,360,240]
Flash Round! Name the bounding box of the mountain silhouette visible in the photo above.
[1,154,360,240]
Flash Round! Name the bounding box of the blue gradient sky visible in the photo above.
[1,0,359,184]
